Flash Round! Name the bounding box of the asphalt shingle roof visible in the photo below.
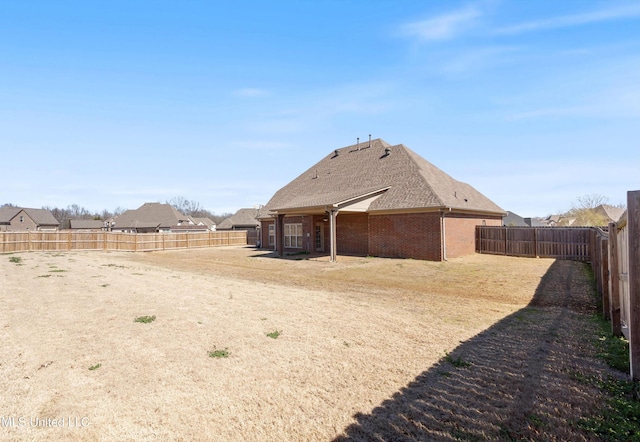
[0,207,59,226]
[263,139,504,215]
[217,208,260,229]
[69,219,105,229]
[113,203,190,230]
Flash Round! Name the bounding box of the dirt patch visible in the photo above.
[0,247,615,440]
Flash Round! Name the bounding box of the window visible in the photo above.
[19,216,24,223]
[268,224,275,246]
[284,223,303,248]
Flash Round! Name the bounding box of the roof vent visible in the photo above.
[333,149,339,157]
[356,137,360,150]
[380,147,391,159]
[369,134,371,148]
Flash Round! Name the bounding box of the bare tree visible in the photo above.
[575,194,610,210]
[560,194,612,226]
[167,196,202,216]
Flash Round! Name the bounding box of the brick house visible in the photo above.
[0,207,60,231]
[110,203,196,233]
[259,138,505,261]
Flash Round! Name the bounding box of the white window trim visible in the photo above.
[268,224,275,246]
[284,223,303,248]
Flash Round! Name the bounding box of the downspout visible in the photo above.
[441,208,452,261]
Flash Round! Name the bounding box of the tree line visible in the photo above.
[1,197,232,230]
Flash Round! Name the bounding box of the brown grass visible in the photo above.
[0,247,614,440]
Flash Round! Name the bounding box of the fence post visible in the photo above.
[609,222,622,336]
[601,237,610,320]
[627,190,640,380]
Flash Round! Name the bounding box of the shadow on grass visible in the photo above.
[334,259,614,441]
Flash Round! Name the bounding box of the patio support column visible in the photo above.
[329,209,338,262]
[276,214,285,257]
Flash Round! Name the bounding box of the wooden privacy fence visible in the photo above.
[0,230,248,253]
[475,226,593,260]
[590,190,640,380]
[476,194,640,381]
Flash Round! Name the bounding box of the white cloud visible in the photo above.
[494,4,640,35]
[400,5,481,42]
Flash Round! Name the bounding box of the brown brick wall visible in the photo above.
[336,213,369,256]
[259,220,274,249]
[369,212,443,260]
[262,211,502,261]
[7,211,38,231]
[444,214,502,258]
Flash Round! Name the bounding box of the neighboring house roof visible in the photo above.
[595,205,625,223]
[217,208,260,230]
[503,211,527,226]
[527,217,546,227]
[263,139,504,215]
[69,219,105,230]
[0,207,59,227]
[190,217,216,229]
[112,203,191,230]
[0,207,20,224]
[504,211,546,227]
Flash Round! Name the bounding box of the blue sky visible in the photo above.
[1,1,638,217]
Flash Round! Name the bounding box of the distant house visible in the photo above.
[218,208,261,245]
[110,203,197,233]
[69,219,105,231]
[503,211,546,227]
[259,138,505,261]
[0,207,60,232]
[217,208,260,231]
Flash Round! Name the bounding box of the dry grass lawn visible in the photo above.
[0,246,616,440]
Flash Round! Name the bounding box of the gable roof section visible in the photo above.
[113,203,190,230]
[217,208,260,229]
[0,207,20,224]
[263,139,504,215]
[595,204,625,223]
[25,208,60,226]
